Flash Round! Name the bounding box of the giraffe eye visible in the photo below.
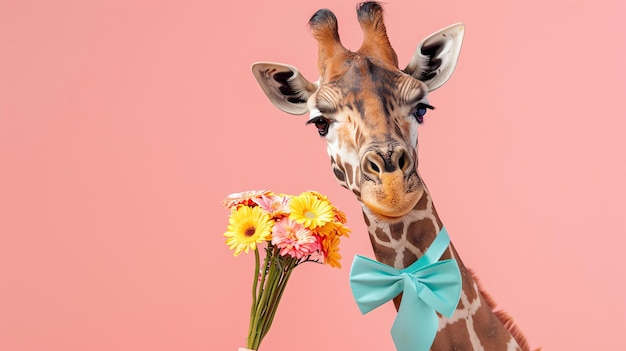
[306,116,330,136]
[415,107,427,117]
[411,103,434,124]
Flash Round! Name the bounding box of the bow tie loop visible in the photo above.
[349,227,462,351]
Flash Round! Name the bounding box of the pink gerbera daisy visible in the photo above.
[271,218,319,259]
[222,190,273,209]
[252,193,291,218]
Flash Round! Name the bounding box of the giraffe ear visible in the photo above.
[403,23,465,92]
[251,62,318,115]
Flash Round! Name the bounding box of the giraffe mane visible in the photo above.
[467,267,538,351]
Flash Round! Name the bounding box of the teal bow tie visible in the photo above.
[349,227,462,351]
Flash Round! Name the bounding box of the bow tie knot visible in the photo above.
[349,227,462,351]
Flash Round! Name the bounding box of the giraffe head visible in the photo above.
[252,2,464,219]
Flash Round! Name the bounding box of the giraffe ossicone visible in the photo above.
[252,2,537,350]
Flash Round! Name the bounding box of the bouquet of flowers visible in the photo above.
[223,190,350,351]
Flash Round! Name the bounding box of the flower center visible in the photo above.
[286,228,297,240]
[304,210,316,219]
[244,227,256,237]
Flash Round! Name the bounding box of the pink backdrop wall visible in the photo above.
[2,0,625,350]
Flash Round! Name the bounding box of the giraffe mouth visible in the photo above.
[360,171,423,218]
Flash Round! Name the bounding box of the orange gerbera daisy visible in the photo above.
[321,234,342,268]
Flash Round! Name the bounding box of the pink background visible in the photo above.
[1,0,625,350]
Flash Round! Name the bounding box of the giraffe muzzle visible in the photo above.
[360,146,422,217]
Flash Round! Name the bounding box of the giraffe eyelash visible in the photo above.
[419,103,435,110]
[306,116,331,136]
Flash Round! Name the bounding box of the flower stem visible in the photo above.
[247,247,271,350]
[247,248,261,348]
[248,246,279,350]
[246,249,303,350]
[259,256,296,338]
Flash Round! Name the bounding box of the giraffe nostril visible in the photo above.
[362,147,414,180]
[370,161,380,174]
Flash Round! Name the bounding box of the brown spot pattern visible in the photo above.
[401,247,418,267]
[389,221,404,241]
[373,227,390,243]
[406,217,436,251]
[433,317,471,351]
[369,234,396,266]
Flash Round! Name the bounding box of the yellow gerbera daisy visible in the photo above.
[224,206,274,256]
[305,190,348,224]
[289,192,335,229]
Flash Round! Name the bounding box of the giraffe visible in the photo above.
[251,2,537,350]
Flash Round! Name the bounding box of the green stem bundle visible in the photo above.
[246,245,297,350]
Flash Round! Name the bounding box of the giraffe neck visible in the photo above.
[361,182,442,270]
[360,179,529,351]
